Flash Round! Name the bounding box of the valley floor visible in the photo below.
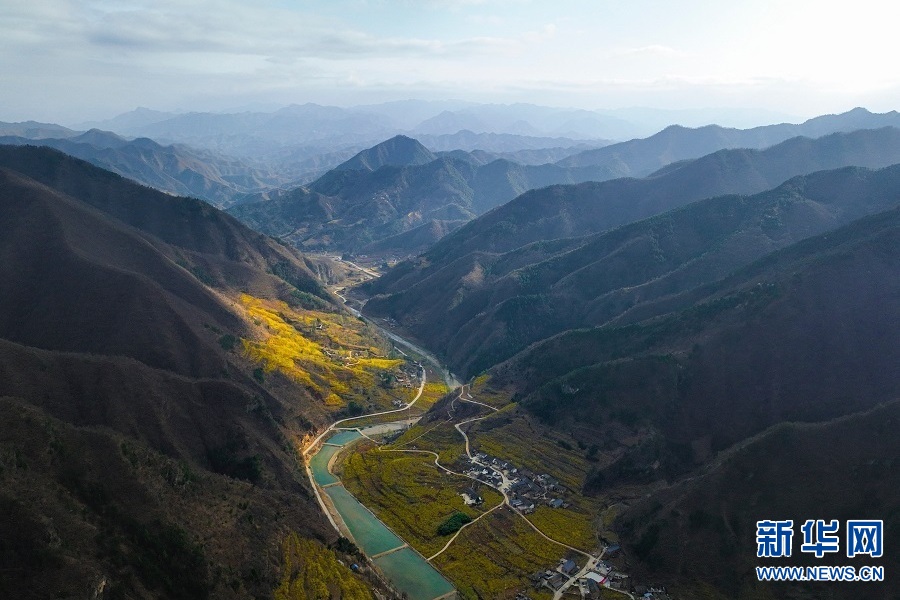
[309,377,642,600]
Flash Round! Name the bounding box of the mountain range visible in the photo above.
[463,205,900,598]
[75,101,809,164]
[0,146,378,598]
[77,102,627,153]
[558,106,900,173]
[0,130,285,208]
[414,130,606,159]
[4,100,900,600]
[226,111,900,256]
[6,108,899,259]
[363,128,900,375]
[227,134,629,255]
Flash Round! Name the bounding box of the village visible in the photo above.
[461,451,571,514]
[522,547,674,600]
[388,361,422,406]
[456,454,673,600]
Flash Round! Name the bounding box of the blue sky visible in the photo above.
[3,0,899,124]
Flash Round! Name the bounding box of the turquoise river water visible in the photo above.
[310,430,455,600]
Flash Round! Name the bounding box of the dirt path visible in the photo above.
[375,385,598,565]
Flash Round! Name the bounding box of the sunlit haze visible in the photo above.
[3,0,900,125]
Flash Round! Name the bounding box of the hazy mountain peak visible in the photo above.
[0,120,78,140]
[412,110,491,135]
[75,107,178,133]
[70,129,128,148]
[333,134,437,172]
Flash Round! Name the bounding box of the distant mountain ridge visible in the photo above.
[229,146,631,254]
[0,120,78,139]
[415,129,608,155]
[0,130,281,207]
[408,102,641,139]
[228,110,900,256]
[376,126,900,268]
[559,107,900,173]
[80,102,801,149]
[93,103,397,157]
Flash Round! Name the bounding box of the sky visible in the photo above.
[3,0,900,125]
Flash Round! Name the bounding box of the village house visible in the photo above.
[584,577,602,598]
[559,558,578,576]
[544,572,564,590]
[461,487,483,506]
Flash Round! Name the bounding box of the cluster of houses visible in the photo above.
[389,363,422,407]
[463,452,570,514]
[525,546,672,599]
[509,471,570,514]
[393,362,420,388]
[530,556,624,598]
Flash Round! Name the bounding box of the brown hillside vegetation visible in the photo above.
[366,161,900,377]
[0,167,238,377]
[485,206,900,486]
[617,400,900,600]
[0,144,326,302]
[421,201,900,599]
[0,147,384,598]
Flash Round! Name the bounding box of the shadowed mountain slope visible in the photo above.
[616,400,900,600]
[0,147,378,598]
[0,145,325,300]
[433,207,900,541]
[370,127,900,272]
[364,135,900,376]
[0,168,238,377]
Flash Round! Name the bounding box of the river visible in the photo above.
[315,271,460,598]
[309,428,456,600]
